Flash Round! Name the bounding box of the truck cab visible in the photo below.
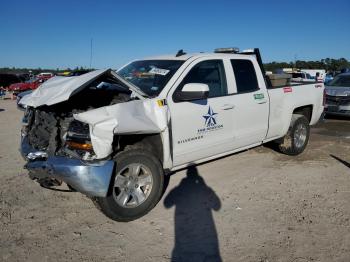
[161,52,270,167]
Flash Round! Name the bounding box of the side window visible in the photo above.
[180,60,227,98]
[230,59,259,93]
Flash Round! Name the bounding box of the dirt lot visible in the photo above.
[0,99,349,262]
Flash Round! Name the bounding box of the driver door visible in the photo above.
[167,59,235,167]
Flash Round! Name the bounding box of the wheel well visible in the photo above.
[293,105,313,122]
[114,134,163,163]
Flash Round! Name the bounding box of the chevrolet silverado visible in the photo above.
[19,48,324,221]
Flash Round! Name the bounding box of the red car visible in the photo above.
[8,75,52,94]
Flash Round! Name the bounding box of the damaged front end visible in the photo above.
[20,110,115,197]
[19,69,152,197]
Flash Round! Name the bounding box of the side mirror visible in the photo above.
[175,83,209,102]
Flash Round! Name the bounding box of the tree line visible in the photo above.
[264,58,350,73]
[1,57,350,75]
[0,66,92,75]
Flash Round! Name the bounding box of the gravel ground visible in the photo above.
[0,99,349,262]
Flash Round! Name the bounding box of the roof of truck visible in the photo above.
[142,52,256,61]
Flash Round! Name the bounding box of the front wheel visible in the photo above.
[277,114,310,155]
[93,150,164,222]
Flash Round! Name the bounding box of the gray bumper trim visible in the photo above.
[324,110,350,117]
[21,137,114,197]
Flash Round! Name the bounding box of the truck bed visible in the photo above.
[265,82,324,141]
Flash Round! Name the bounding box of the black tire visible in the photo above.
[93,149,164,222]
[278,114,310,155]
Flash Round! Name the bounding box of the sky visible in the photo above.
[1,0,349,69]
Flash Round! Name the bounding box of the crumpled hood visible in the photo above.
[19,69,110,107]
[325,86,350,96]
[18,68,164,160]
[74,99,168,159]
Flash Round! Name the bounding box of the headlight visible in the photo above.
[65,120,93,152]
[66,141,93,151]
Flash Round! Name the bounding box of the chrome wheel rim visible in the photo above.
[112,163,153,208]
[294,123,307,149]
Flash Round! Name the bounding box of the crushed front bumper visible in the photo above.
[20,137,114,197]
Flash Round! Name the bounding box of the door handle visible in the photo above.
[221,104,235,110]
[257,100,267,104]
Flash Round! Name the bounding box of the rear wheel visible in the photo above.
[93,150,164,222]
[277,114,310,155]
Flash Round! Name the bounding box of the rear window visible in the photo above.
[230,60,259,93]
[292,73,302,78]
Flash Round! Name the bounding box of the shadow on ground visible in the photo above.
[330,154,350,168]
[164,166,222,262]
[0,108,5,112]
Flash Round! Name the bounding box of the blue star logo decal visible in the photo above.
[203,106,218,127]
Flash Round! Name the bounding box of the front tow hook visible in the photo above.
[26,151,48,161]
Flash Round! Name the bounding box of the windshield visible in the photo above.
[117,60,184,97]
[327,75,350,87]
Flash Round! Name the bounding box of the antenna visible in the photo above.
[89,38,93,69]
[176,49,186,57]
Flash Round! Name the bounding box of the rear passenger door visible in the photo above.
[227,59,269,149]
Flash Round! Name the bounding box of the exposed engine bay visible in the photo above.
[19,68,168,199]
[20,69,168,161]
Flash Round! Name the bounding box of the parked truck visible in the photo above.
[19,48,324,221]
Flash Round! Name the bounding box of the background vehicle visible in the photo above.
[301,69,326,82]
[36,72,54,79]
[57,70,91,77]
[67,70,91,76]
[19,48,324,221]
[290,72,315,83]
[324,73,334,84]
[324,73,350,116]
[16,90,33,110]
[0,73,22,89]
[8,77,46,95]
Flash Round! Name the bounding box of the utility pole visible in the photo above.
[89,38,93,69]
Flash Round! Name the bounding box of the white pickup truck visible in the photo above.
[19,48,324,221]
